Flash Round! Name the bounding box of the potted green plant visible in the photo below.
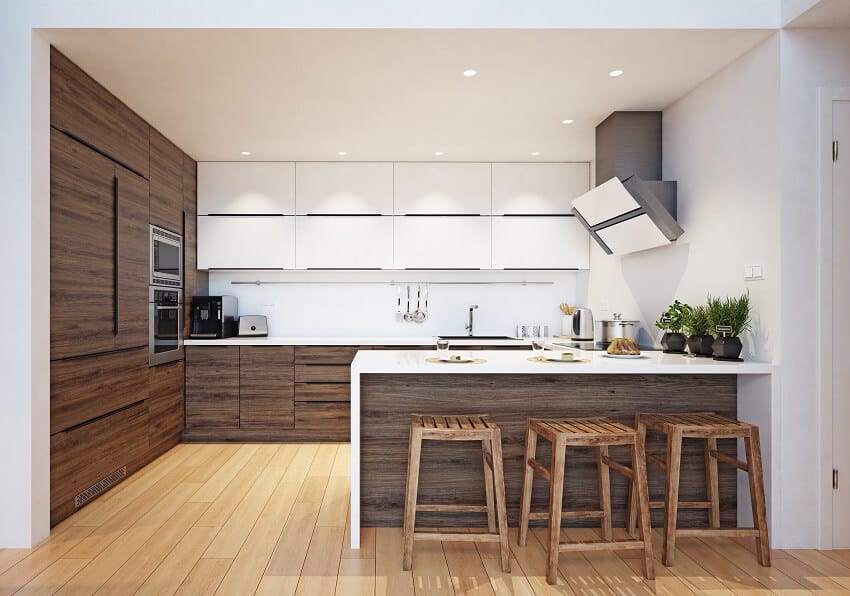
[683,304,714,357]
[655,300,691,353]
[707,292,752,360]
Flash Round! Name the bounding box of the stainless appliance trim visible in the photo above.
[149,286,184,366]
[150,225,183,288]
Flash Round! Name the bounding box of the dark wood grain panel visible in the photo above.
[359,373,738,528]
[182,153,207,338]
[115,164,149,350]
[295,401,350,436]
[295,364,351,383]
[50,129,117,359]
[50,347,149,434]
[295,346,363,365]
[149,128,183,233]
[148,361,184,461]
[185,346,239,430]
[240,346,295,430]
[50,401,149,526]
[50,47,149,178]
[294,383,351,402]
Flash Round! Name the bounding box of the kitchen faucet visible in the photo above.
[465,305,479,336]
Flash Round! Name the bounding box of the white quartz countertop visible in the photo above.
[183,336,532,347]
[350,349,775,375]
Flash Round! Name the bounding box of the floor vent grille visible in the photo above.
[75,466,126,509]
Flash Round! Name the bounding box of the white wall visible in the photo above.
[585,35,781,358]
[209,271,581,338]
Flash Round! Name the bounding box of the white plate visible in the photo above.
[439,354,476,363]
[603,353,646,359]
[543,353,578,362]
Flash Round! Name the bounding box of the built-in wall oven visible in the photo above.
[149,287,183,366]
[150,225,182,287]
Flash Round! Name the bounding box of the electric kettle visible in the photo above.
[571,308,594,341]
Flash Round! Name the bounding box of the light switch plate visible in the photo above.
[744,264,764,281]
[744,266,754,280]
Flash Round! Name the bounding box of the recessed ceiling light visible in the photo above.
[337,151,348,156]
[463,69,478,77]
[561,119,574,125]
[608,69,624,78]
[434,151,444,156]
[240,151,251,156]
[530,151,541,156]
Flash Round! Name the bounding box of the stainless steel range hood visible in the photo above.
[571,111,683,255]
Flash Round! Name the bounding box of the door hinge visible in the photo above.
[833,140,839,162]
[834,469,839,490]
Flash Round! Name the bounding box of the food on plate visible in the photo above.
[606,338,641,355]
[555,351,575,361]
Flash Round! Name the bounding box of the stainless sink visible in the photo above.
[437,335,517,340]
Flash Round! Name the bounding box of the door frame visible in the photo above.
[817,87,850,549]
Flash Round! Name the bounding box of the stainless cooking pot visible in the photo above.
[597,313,640,343]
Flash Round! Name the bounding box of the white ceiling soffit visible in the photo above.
[785,0,850,27]
[43,28,771,162]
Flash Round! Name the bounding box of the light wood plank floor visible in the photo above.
[2,443,849,595]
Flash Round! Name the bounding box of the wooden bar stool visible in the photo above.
[518,417,654,584]
[402,414,510,573]
[627,412,770,567]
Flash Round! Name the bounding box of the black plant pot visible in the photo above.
[687,334,715,357]
[661,332,687,353]
[712,336,743,360]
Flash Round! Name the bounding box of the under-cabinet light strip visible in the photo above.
[229,280,554,286]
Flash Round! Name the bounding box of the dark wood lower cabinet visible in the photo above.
[295,402,350,437]
[148,361,185,461]
[50,401,149,526]
[185,346,239,430]
[240,346,294,430]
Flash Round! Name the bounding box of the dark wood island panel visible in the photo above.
[359,373,738,528]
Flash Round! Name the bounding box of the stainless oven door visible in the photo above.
[150,225,183,287]
[149,289,184,366]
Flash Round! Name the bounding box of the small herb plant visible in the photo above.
[707,292,752,337]
[655,300,691,334]
[683,305,712,337]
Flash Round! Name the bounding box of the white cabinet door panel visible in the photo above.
[197,162,295,215]
[492,216,589,269]
[394,216,491,269]
[197,216,295,269]
[394,163,491,214]
[295,216,393,269]
[492,163,589,214]
[295,162,393,214]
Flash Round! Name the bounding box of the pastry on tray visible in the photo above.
[606,338,641,355]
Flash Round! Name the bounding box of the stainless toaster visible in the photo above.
[238,315,268,337]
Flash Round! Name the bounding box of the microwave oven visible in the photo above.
[150,225,183,287]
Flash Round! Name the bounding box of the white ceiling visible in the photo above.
[43,29,771,162]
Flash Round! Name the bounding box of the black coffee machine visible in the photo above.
[189,296,238,339]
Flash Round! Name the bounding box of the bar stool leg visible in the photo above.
[633,435,655,580]
[663,428,683,567]
[518,422,538,547]
[547,437,566,585]
[481,439,497,533]
[627,415,646,537]
[490,429,511,573]
[705,437,721,528]
[597,445,613,541]
[402,424,423,571]
[745,427,771,566]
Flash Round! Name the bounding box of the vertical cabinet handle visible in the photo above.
[113,174,119,336]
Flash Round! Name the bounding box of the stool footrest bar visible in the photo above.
[528,510,605,520]
[558,539,647,552]
[709,449,749,472]
[600,456,634,479]
[416,504,489,513]
[675,528,759,538]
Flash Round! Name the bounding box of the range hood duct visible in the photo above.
[571,111,683,255]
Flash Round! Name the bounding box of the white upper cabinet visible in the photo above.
[295,216,393,269]
[295,162,393,215]
[197,216,295,269]
[197,162,295,215]
[394,163,491,214]
[492,216,589,270]
[394,216,491,269]
[491,163,590,214]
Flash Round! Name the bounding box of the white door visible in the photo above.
[833,100,850,547]
[394,163,491,214]
[394,216,491,269]
[492,216,589,269]
[491,163,589,214]
[197,162,295,214]
[197,216,295,269]
[295,216,393,269]
[295,162,393,214]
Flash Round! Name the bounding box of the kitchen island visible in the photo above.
[349,349,775,548]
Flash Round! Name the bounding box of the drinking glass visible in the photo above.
[531,340,545,359]
[436,339,450,358]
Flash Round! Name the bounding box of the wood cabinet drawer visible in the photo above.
[51,401,149,526]
[51,347,149,434]
[148,361,184,461]
[295,401,350,431]
[149,128,184,233]
[295,383,351,402]
[294,346,362,365]
[295,364,351,383]
[185,346,239,430]
[240,346,294,430]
